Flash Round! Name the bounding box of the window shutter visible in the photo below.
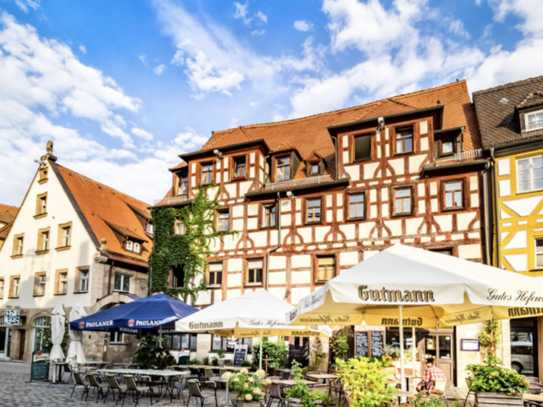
[9,277,14,298]
[34,273,40,296]
[74,267,81,293]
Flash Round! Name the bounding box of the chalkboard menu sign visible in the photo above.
[370,332,384,357]
[233,344,248,367]
[355,332,369,357]
[30,350,50,382]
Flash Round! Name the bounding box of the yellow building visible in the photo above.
[474,75,543,376]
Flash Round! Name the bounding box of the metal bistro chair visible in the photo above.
[123,375,152,406]
[187,379,218,407]
[104,374,127,405]
[87,371,109,403]
[204,368,215,387]
[70,372,90,400]
[175,375,199,404]
[61,363,75,384]
[267,383,286,407]
[432,379,449,407]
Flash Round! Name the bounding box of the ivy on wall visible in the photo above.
[149,183,237,304]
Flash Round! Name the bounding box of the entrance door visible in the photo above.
[0,327,6,355]
[289,337,308,367]
[511,318,538,377]
[425,334,454,385]
[18,330,26,360]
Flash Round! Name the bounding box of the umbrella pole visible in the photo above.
[399,305,405,392]
[259,329,263,370]
[412,327,416,381]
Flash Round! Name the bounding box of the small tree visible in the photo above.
[478,319,502,358]
[132,335,176,369]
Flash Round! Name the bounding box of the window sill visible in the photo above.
[207,285,222,289]
[260,225,277,230]
[245,283,263,287]
[393,151,415,157]
[353,158,372,163]
[231,177,247,182]
[33,294,45,297]
[38,178,49,185]
[55,246,71,252]
[8,296,20,299]
[73,291,89,294]
[113,290,130,294]
[441,206,465,212]
[346,217,365,222]
[304,221,323,226]
[11,254,23,259]
[109,343,126,346]
[54,292,67,296]
[33,213,48,219]
[391,212,414,217]
[35,250,50,255]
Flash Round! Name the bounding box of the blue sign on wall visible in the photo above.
[4,310,20,325]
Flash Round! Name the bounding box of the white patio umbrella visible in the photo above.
[50,301,66,361]
[176,289,330,369]
[287,244,543,390]
[66,302,87,367]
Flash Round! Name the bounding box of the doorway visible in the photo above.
[511,318,538,377]
[18,330,26,360]
[424,332,454,386]
[289,337,308,367]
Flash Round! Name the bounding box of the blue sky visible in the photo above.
[0,0,542,206]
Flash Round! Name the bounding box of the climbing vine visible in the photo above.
[149,183,237,304]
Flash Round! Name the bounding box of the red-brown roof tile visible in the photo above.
[55,164,152,265]
[0,203,19,226]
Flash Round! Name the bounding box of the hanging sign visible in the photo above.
[30,350,50,382]
[461,339,480,351]
[4,309,20,325]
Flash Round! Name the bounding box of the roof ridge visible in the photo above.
[473,75,543,96]
[239,126,254,140]
[218,80,465,131]
[56,164,150,207]
[204,127,240,149]
[0,203,20,209]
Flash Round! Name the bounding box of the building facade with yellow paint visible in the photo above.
[474,75,543,377]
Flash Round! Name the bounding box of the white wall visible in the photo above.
[0,162,97,309]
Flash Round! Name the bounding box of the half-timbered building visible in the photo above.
[155,80,497,385]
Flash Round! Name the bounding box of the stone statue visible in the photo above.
[46,140,53,154]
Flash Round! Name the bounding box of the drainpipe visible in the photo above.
[107,260,115,296]
[265,192,282,291]
[330,135,338,180]
[482,161,492,265]
[490,147,501,268]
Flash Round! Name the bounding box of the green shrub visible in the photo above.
[203,356,210,365]
[211,357,219,366]
[406,391,447,406]
[131,335,176,370]
[216,348,226,359]
[186,358,201,366]
[285,361,331,407]
[252,338,289,369]
[241,360,252,367]
[466,355,529,395]
[336,357,397,407]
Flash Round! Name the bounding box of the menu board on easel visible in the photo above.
[370,331,384,357]
[355,332,369,357]
[233,344,248,366]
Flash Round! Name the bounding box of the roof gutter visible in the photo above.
[265,192,281,291]
[330,134,339,180]
[422,160,489,174]
[245,178,350,199]
[490,147,501,269]
[482,161,492,265]
[178,139,271,162]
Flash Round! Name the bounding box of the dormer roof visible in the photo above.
[516,92,543,111]
[304,151,325,163]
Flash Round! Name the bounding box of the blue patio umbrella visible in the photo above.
[70,293,198,335]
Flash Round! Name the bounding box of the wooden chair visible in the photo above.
[123,374,152,406]
[70,372,90,400]
[187,379,218,407]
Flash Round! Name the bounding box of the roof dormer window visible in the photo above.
[177,173,188,196]
[527,110,543,131]
[201,163,213,185]
[232,156,246,180]
[276,156,291,181]
[125,239,142,254]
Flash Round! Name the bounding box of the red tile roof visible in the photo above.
[55,164,152,266]
[0,203,19,226]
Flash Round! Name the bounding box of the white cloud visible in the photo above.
[14,0,40,13]
[131,127,154,140]
[256,11,268,23]
[79,44,87,53]
[250,101,257,106]
[154,127,208,165]
[138,54,147,65]
[234,2,252,25]
[251,29,265,36]
[294,20,313,31]
[153,64,167,75]
[448,19,470,39]
[0,13,181,206]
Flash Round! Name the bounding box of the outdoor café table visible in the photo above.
[307,373,338,398]
[525,393,543,402]
[49,361,69,384]
[96,368,189,402]
[395,390,417,403]
[210,377,231,407]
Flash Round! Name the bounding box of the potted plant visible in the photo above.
[336,357,398,407]
[465,320,529,406]
[285,362,331,407]
[226,368,267,407]
[404,391,447,406]
[232,171,244,181]
[466,355,529,406]
[252,338,289,375]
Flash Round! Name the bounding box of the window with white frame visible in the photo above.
[42,231,49,251]
[38,275,46,296]
[125,239,142,253]
[80,270,89,292]
[175,219,185,235]
[33,317,51,351]
[517,155,543,193]
[146,223,154,234]
[126,240,133,251]
[62,226,71,247]
[110,332,124,344]
[13,277,20,297]
[208,263,223,287]
[114,274,131,292]
[133,242,141,253]
[247,259,263,285]
[16,237,23,255]
[526,111,543,131]
[536,239,543,269]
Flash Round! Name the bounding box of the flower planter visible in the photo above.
[232,401,261,407]
[475,392,524,406]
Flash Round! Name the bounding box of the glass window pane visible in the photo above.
[350,194,364,203]
[534,157,543,168]
[114,274,121,290]
[443,141,453,153]
[312,164,319,174]
[454,191,462,206]
[534,179,543,190]
[396,140,403,153]
[446,193,452,208]
[354,134,371,161]
[404,199,411,213]
[308,199,320,207]
[438,336,451,359]
[519,171,529,181]
[395,189,410,198]
[123,276,130,292]
[518,159,529,171]
[350,205,356,218]
[519,181,530,192]
[446,182,461,191]
[405,138,412,152]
